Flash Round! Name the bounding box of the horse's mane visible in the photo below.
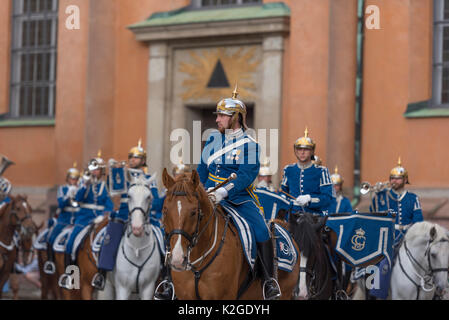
[405,221,449,243]
[289,213,321,258]
[167,172,209,205]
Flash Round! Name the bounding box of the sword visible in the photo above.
[207,173,237,194]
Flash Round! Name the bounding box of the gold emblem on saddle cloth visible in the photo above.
[351,228,367,251]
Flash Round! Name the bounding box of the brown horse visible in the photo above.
[57,215,109,300]
[161,169,300,300]
[9,219,41,300]
[0,195,36,299]
[37,225,62,300]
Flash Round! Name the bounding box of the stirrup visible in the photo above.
[154,280,175,300]
[262,278,281,300]
[91,273,105,291]
[58,274,73,290]
[43,261,56,275]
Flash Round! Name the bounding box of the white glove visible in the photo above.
[295,194,311,206]
[208,187,228,205]
[68,185,78,198]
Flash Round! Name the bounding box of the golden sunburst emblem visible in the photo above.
[179,47,260,102]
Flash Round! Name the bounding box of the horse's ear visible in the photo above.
[191,169,200,190]
[430,226,437,241]
[162,168,175,190]
[313,215,328,232]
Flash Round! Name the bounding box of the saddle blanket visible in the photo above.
[221,204,297,272]
[33,228,50,251]
[326,213,395,268]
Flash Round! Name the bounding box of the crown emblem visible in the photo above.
[355,228,365,237]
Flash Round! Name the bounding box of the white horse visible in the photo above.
[390,221,449,300]
[98,172,161,300]
[352,221,449,300]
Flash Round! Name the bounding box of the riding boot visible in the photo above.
[43,246,56,274]
[154,262,175,300]
[91,268,106,290]
[257,240,281,300]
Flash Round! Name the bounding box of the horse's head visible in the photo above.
[162,168,206,271]
[18,219,39,266]
[289,212,328,300]
[127,170,156,237]
[406,221,449,292]
[10,194,36,238]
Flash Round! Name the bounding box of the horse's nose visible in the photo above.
[132,225,143,237]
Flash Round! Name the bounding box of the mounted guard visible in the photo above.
[279,128,334,215]
[326,166,353,214]
[93,140,166,292]
[59,150,114,289]
[43,162,80,274]
[194,85,281,300]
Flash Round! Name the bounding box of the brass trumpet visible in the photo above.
[360,181,391,195]
[0,155,14,176]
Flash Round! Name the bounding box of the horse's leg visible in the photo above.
[97,272,114,300]
[9,273,19,300]
[115,285,131,300]
[351,279,366,300]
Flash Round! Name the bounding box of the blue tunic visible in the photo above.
[254,186,293,222]
[370,189,423,244]
[280,162,334,215]
[47,185,80,246]
[65,180,113,259]
[327,194,353,214]
[197,129,269,242]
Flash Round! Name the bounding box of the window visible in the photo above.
[191,0,261,9]
[433,0,449,107]
[9,0,58,118]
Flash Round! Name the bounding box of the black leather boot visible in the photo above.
[257,240,281,300]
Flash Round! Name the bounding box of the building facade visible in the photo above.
[0,0,448,212]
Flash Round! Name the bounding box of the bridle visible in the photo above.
[164,191,208,269]
[398,237,449,299]
[163,190,229,300]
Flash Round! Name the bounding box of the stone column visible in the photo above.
[259,35,284,186]
[147,42,168,186]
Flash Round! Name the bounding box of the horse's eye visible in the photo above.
[190,210,196,217]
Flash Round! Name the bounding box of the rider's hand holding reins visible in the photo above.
[208,187,228,205]
[295,194,311,206]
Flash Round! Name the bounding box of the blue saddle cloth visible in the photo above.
[221,204,297,272]
[326,212,395,268]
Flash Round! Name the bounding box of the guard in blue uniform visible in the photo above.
[279,128,334,215]
[327,166,353,214]
[195,86,280,300]
[43,163,81,274]
[368,157,423,299]
[59,151,113,289]
[255,160,293,222]
[370,158,423,247]
[92,140,162,290]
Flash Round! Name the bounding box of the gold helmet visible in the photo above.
[330,166,343,185]
[128,138,147,166]
[294,127,316,151]
[88,150,106,173]
[259,158,272,177]
[66,162,80,180]
[390,157,409,184]
[214,84,248,130]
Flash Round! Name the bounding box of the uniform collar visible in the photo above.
[389,188,408,201]
[225,128,244,141]
[297,161,313,170]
